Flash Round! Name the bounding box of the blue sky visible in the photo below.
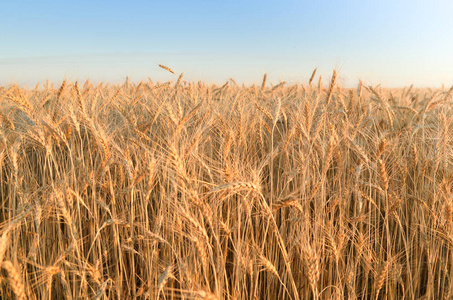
[1,0,453,87]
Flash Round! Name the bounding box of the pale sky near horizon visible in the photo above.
[1,0,453,87]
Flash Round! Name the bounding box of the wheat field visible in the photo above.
[0,70,453,299]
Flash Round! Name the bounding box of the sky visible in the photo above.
[1,0,453,87]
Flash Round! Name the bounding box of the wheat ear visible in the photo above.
[159,64,176,75]
[374,261,389,299]
[309,68,317,86]
[2,261,25,300]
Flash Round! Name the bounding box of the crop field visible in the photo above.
[1,69,453,299]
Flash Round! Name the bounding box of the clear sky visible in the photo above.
[1,0,453,87]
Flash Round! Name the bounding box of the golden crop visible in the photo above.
[0,73,452,299]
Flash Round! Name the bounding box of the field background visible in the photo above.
[1,72,453,299]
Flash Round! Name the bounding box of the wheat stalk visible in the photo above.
[175,72,184,87]
[273,97,282,127]
[304,246,320,299]
[261,73,267,91]
[271,81,286,92]
[255,103,273,121]
[326,70,338,105]
[159,64,176,75]
[0,229,10,265]
[2,261,25,300]
[378,158,389,192]
[374,261,389,299]
[309,68,317,86]
[157,265,174,295]
[57,79,67,101]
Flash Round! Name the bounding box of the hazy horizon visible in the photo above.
[2,0,453,88]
